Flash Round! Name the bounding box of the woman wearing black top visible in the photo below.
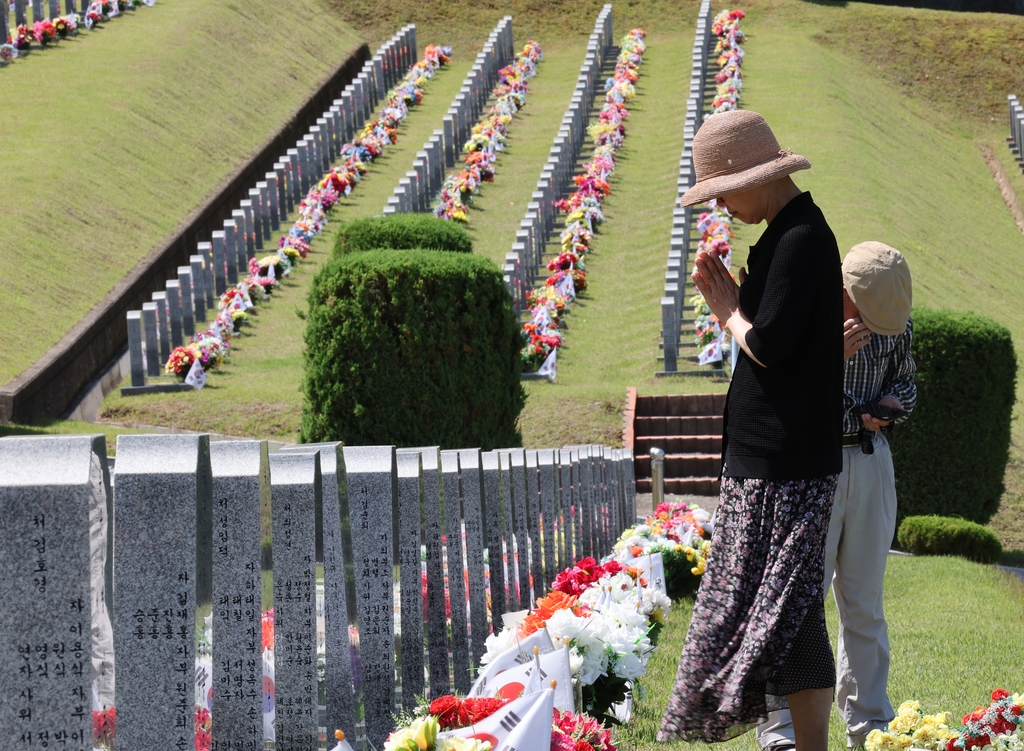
[657,110,844,751]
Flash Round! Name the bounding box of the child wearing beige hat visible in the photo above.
[756,241,917,751]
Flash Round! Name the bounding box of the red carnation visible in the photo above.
[992,688,1011,701]
[429,695,466,729]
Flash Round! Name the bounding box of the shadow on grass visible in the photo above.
[1002,549,1024,568]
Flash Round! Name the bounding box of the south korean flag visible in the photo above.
[472,645,574,711]
[438,688,555,751]
[469,628,554,698]
[184,358,206,390]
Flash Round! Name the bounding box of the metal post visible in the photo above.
[650,448,666,507]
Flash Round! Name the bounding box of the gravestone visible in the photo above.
[395,451,425,712]
[165,280,183,348]
[341,446,396,750]
[256,182,272,241]
[273,164,288,223]
[537,450,558,585]
[458,449,489,668]
[282,155,297,215]
[225,219,241,285]
[240,201,258,257]
[31,0,42,22]
[296,141,311,195]
[440,451,471,693]
[124,311,145,389]
[112,435,212,751]
[524,451,544,593]
[211,233,227,296]
[152,291,171,362]
[506,449,531,607]
[479,451,508,620]
[198,241,217,309]
[141,303,160,377]
[278,443,356,737]
[15,0,26,27]
[0,435,109,751]
[268,451,321,751]
[396,447,449,698]
[574,448,594,559]
[189,256,207,323]
[558,450,575,565]
[209,441,268,751]
[177,267,195,338]
[266,172,281,231]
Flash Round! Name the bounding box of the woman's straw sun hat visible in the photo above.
[680,110,811,207]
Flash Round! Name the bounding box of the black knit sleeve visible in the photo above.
[744,225,818,368]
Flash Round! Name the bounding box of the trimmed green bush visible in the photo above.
[332,215,474,257]
[897,515,1003,564]
[302,250,525,449]
[890,309,1016,526]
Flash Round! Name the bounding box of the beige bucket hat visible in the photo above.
[680,110,811,207]
[843,242,912,337]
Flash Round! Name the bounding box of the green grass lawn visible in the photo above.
[618,555,1024,749]
[0,0,361,386]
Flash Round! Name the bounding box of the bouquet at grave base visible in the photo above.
[0,44,16,63]
[520,323,563,371]
[15,25,33,51]
[381,716,492,751]
[54,15,78,38]
[33,20,57,46]
[862,699,961,751]
[943,689,1024,751]
[100,0,114,17]
[434,40,542,224]
[166,345,198,378]
[93,706,116,749]
[551,709,617,751]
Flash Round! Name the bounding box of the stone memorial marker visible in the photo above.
[443,115,456,168]
[396,447,449,698]
[0,11,7,53]
[48,0,58,20]
[480,451,508,620]
[211,231,228,295]
[268,451,320,751]
[32,0,42,22]
[278,443,356,737]
[14,0,26,28]
[273,163,288,222]
[189,256,207,323]
[241,200,260,256]
[395,451,425,712]
[152,291,171,362]
[296,141,311,195]
[224,219,241,285]
[284,152,300,212]
[141,303,160,377]
[166,279,183,348]
[266,172,281,231]
[209,441,268,751]
[113,435,212,751]
[573,447,594,559]
[506,449,531,606]
[0,435,108,751]
[177,267,195,338]
[341,446,396,750]
[256,182,272,241]
[558,450,575,565]
[64,0,75,13]
[525,451,544,593]
[440,450,471,693]
[458,449,490,668]
[537,450,558,586]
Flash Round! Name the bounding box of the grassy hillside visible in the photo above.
[91,0,1024,553]
[0,0,362,385]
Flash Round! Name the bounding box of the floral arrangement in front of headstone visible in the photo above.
[0,0,156,65]
[477,553,669,727]
[864,689,1023,751]
[163,43,453,386]
[519,28,647,378]
[434,40,544,223]
[607,500,714,599]
[689,9,745,369]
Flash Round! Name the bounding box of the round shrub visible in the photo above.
[302,249,525,449]
[897,515,1003,564]
[333,214,473,257]
[890,309,1016,526]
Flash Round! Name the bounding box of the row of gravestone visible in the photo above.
[659,0,716,376]
[382,17,515,217]
[0,433,635,751]
[4,0,81,41]
[503,5,615,319]
[1007,94,1024,173]
[122,25,420,395]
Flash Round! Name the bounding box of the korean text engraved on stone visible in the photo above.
[342,446,397,749]
[480,451,508,620]
[504,449,531,607]
[0,435,111,751]
[278,442,356,738]
[113,434,213,751]
[209,441,268,751]
[397,447,449,699]
[395,451,425,712]
[268,451,321,751]
[524,451,544,595]
[458,449,490,668]
[440,450,471,693]
[537,450,558,586]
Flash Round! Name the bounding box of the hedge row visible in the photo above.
[332,214,473,256]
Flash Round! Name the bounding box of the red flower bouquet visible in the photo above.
[427,695,511,730]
